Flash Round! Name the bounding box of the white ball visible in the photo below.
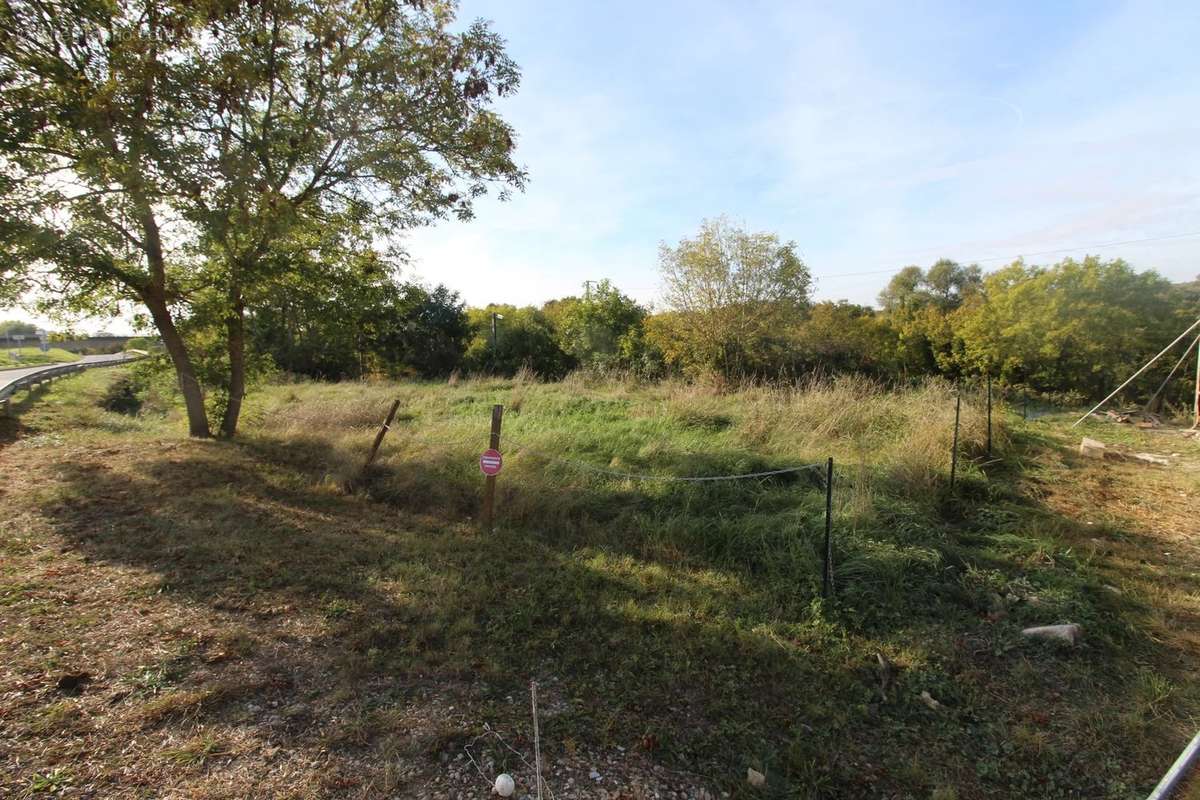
[494,773,515,797]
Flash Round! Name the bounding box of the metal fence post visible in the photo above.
[986,373,993,457]
[822,456,834,599]
[950,392,961,490]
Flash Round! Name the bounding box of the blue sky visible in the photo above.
[402,0,1200,310]
[5,0,1198,333]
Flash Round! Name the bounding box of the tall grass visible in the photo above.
[252,373,997,490]
[245,374,1001,611]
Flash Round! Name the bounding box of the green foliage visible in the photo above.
[0,0,525,437]
[27,769,71,794]
[245,233,470,380]
[955,257,1184,397]
[656,217,812,378]
[123,337,155,352]
[462,305,571,377]
[0,320,39,338]
[0,347,78,368]
[552,280,652,372]
[384,284,473,378]
[791,301,897,376]
[874,260,983,376]
[100,375,144,415]
[879,259,983,313]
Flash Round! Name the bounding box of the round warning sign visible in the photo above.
[479,448,503,476]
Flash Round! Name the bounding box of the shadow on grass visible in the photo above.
[0,381,54,447]
[33,428,1194,799]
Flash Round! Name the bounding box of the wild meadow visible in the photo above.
[2,367,1198,798]
[4,0,1200,796]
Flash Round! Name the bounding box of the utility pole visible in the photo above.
[583,280,594,300]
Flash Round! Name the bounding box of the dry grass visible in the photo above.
[252,372,997,494]
[1,369,1197,799]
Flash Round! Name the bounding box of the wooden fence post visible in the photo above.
[950,392,961,489]
[822,456,834,599]
[362,398,402,472]
[482,404,503,533]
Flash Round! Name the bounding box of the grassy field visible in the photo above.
[1,369,1198,799]
[0,346,80,369]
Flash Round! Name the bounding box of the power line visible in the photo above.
[618,230,1200,294]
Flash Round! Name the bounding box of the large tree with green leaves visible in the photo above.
[955,257,1184,396]
[876,259,982,376]
[0,0,523,436]
[462,304,570,377]
[551,280,647,370]
[878,259,982,313]
[657,217,811,378]
[248,238,470,382]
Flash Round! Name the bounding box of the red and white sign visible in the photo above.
[479,448,503,476]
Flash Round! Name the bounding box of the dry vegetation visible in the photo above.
[1,369,1198,799]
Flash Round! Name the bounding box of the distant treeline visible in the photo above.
[242,219,1200,407]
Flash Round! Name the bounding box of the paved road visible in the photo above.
[0,353,135,398]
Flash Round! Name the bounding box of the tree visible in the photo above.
[924,259,982,311]
[246,223,470,380]
[793,301,895,376]
[955,257,1182,396]
[879,260,982,313]
[386,284,472,378]
[1,1,212,434]
[553,280,647,370]
[0,0,523,437]
[658,217,811,378]
[0,319,38,338]
[462,305,570,377]
[877,266,925,313]
[179,0,523,435]
[876,259,982,376]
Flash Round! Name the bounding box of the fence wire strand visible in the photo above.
[375,428,828,485]
[501,436,826,483]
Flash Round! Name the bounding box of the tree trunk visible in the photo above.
[130,185,211,437]
[220,293,246,438]
[143,290,211,438]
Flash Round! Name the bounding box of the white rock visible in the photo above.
[1080,438,1106,459]
[1022,623,1082,644]
[746,768,765,788]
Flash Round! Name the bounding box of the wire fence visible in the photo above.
[355,386,1023,601]
[364,402,842,598]
[500,437,827,484]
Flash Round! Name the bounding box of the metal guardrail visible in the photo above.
[0,356,141,407]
